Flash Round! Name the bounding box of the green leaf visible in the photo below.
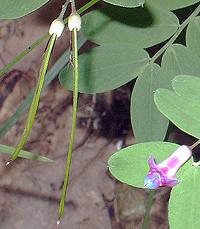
[169,165,200,229]
[103,0,145,7]
[0,35,87,139]
[0,144,53,162]
[131,63,169,142]
[59,43,149,93]
[108,141,179,188]
[186,16,200,58]
[151,0,200,10]
[82,3,179,48]
[0,0,50,19]
[172,75,200,99]
[154,75,200,139]
[160,44,200,82]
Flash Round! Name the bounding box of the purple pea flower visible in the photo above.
[144,145,192,189]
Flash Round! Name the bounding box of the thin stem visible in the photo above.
[142,190,155,229]
[0,0,100,78]
[0,33,49,77]
[58,1,70,20]
[70,0,76,13]
[189,139,200,150]
[78,0,100,15]
[8,34,57,162]
[58,27,79,223]
[151,3,200,63]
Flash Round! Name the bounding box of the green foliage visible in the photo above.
[169,165,200,229]
[131,12,200,142]
[59,43,149,93]
[153,17,200,141]
[160,44,200,80]
[82,3,179,48]
[131,63,169,143]
[152,0,200,10]
[59,2,200,144]
[102,0,145,7]
[0,0,50,19]
[186,16,200,57]
[154,75,200,139]
[0,144,53,162]
[108,141,179,188]
[2,0,200,227]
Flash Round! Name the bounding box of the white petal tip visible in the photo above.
[57,220,60,226]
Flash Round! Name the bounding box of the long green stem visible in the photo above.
[0,0,100,78]
[151,3,200,63]
[142,190,155,229]
[58,28,79,223]
[8,34,57,162]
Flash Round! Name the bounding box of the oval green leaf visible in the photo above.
[172,75,200,100]
[160,44,200,83]
[169,165,200,229]
[186,16,200,58]
[0,144,53,162]
[150,0,200,10]
[154,75,200,139]
[103,0,145,7]
[82,3,179,48]
[59,43,149,93]
[108,142,179,188]
[0,0,49,19]
[131,63,169,143]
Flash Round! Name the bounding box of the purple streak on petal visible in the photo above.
[159,145,192,177]
[167,156,179,168]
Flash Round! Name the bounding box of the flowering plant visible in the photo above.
[108,75,200,229]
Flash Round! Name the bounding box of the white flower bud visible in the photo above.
[68,13,81,31]
[49,19,65,38]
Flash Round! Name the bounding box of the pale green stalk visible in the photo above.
[9,34,57,162]
[58,3,80,222]
[190,139,200,150]
[142,190,155,229]
[58,28,79,223]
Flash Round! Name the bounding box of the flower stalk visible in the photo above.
[57,0,81,224]
[6,2,68,164]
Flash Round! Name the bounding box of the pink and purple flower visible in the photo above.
[144,145,192,189]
